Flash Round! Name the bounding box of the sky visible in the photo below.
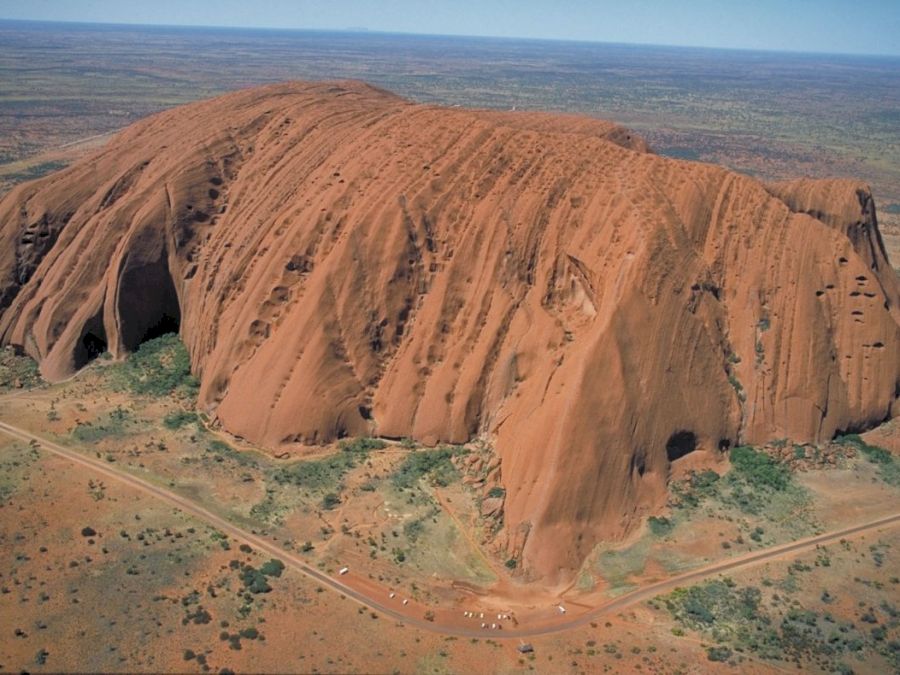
[1,0,899,57]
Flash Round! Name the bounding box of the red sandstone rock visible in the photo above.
[1,81,898,582]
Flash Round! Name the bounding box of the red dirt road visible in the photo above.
[1,419,898,639]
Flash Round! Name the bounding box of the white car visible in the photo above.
[339,567,349,575]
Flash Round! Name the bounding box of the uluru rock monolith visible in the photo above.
[1,81,898,583]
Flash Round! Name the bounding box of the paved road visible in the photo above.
[1,419,898,640]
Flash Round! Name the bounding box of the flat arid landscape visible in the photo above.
[1,21,899,266]
[1,10,899,675]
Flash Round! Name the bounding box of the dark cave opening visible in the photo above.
[665,430,698,462]
[73,309,108,369]
[82,332,107,360]
[117,250,182,351]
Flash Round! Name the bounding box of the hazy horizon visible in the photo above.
[1,0,899,58]
[3,17,900,61]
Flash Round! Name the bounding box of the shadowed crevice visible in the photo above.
[73,308,108,369]
[117,249,181,352]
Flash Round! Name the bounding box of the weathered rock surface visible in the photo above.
[1,81,898,583]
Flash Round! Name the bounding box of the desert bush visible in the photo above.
[0,347,42,390]
[403,518,425,542]
[836,435,900,486]
[670,469,720,508]
[239,566,272,594]
[275,450,360,490]
[339,437,386,453]
[259,559,285,577]
[206,439,256,467]
[729,446,789,491]
[72,407,133,442]
[392,446,461,489]
[109,333,199,398]
[706,646,732,662]
[648,516,674,536]
[163,410,198,429]
[322,492,341,510]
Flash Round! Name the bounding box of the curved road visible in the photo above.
[1,419,898,639]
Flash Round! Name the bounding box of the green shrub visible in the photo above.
[163,410,198,429]
[273,452,358,490]
[836,434,890,462]
[505,558,517,569]
[259,559,284,577]
[392,446,461,489]
[339,437,386,453]
[109,333,199,398]
[0,347,42,390]
[671,469,720,509]
[665,580,761,630]
[487,486,506,498]
[729,446,789,491]
[184,607,212,625]
[72,407,133,442]
[707,646,732,662]
[207,439,256,467]
[403,518,425,542]
[836,435,900,486]
[648,516,674,536]
[322,492,341,510]
[239,566,272,594]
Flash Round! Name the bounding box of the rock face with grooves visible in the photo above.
[1,81,898,583]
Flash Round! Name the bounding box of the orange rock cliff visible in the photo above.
[1,81,898,582]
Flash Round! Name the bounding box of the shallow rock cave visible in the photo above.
[665,430,698,462]
[73,309,108,369]
[117,250,182,351]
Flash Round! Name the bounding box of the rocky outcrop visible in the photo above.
[1,81,898,583]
